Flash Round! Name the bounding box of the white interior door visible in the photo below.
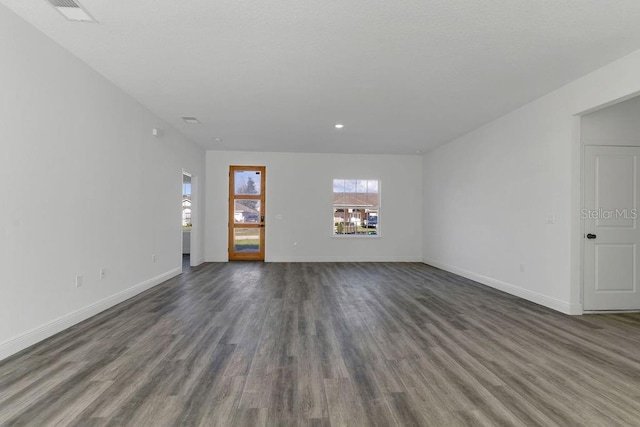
[584,145,640,310]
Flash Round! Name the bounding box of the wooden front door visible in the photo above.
[229,166,266,261]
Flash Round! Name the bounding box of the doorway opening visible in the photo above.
[581,95,640,311]
[182,172,192,268]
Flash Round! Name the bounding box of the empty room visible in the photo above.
[3,0,640,425]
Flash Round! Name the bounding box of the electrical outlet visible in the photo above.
[75,275,83,288]
[520,263,525,273]
[152,254,156,263]
[99,268,105,279]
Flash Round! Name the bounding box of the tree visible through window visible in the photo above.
[333,179,379,236]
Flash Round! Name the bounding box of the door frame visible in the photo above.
[181,170,202,268]
[228,165,266,261]
[574,92,640,314]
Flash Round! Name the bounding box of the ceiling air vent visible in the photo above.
[46,0,96,22]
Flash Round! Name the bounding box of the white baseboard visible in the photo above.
[190,257,205,267]
[204,255,423,263]
[266,256,424,263]
[0,267,182,362]
[423,258,581,315]
[205,256,228,262]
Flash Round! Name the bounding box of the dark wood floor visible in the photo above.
[2,262,640,426]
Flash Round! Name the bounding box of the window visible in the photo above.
[333,179,379,236]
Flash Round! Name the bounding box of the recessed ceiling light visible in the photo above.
[334,123,344,129]
[182,117,200,124]
[47,0,96,22]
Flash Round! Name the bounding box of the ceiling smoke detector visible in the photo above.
[46,0,96,22]
[182,117,201,124]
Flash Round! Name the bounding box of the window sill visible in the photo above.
[332,234,381,239]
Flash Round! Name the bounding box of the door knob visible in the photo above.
[586,233,597,239]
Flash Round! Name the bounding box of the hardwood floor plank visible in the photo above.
[324,378,366,427]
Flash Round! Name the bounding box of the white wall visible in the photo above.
[0,5,205,360]
[206,151,422,262]
[423,48,640,315]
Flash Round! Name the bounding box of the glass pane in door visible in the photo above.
[234,228,260,253]
[234,200,261,223]
[234,171,262,195]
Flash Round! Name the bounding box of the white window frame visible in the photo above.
[331,179,381,238]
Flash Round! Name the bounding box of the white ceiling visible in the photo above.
[3,0,640,154]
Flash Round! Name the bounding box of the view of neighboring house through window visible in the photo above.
[234,172,260,223]
[183,174,192,230]
[333,179,379,236]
